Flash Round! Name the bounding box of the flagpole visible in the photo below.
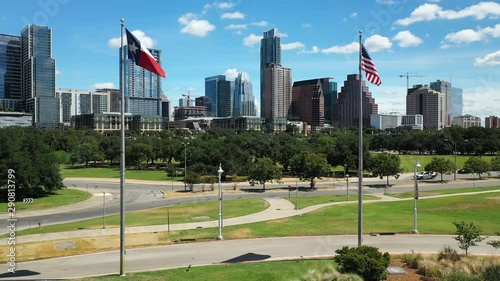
[119,18,126,276]
[357,30,363,247]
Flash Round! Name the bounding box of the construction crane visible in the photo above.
[399,72,426,90]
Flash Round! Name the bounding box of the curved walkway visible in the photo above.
[5,189,500,244]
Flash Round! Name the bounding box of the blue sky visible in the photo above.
[2,0,499,120]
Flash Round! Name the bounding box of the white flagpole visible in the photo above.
[358,30,363,247]
[120,18,126,276]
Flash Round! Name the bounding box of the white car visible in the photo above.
[415,171,437,180]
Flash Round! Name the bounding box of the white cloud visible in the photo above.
[321,42,358,54]
[251,21,268,27]
[278,32,288,37]
[108,29,156,48]
[364,35,392,52]
[243,33,262,46]
[376,0,398,5]
[187,87,197,92]
[474,50,500,67]
[178,13,216,37]
[281,42,305,51]
[221,12,245,19]
[224,68,239,79]
[225,24,247,30]
[393,31,423,47]
[441,24,500,47]
[92,82,115,89]
[298,46,321,54]
[396,2,500,26]
[302,23,312,28]
[55,69,61,76]
[218,2,235,9]
[351,12,358,17]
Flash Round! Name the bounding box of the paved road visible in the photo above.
[1,175,498,235]
[1,235,499,280]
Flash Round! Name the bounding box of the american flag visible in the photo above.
[361,44,382,86]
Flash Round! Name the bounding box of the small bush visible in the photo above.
[443,272,481,281]
[401,253,423,269]
[438,245,461,262]
[417,258,444,279]
[334,245,390,281]
[482,264,500,281]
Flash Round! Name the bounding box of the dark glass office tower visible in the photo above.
[0,34,22,111]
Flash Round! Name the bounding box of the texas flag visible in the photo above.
[125,29,166,78]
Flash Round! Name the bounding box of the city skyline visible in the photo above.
[2,0,499,121]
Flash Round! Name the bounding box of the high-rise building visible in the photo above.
[218,80,233,117]
[451,87,463,118]
[21,24,60,128]
[292,78,333,130]
[161,94,171,119]
[205,75,226,117]
[0,34,22,111]
[56,89,91,125]
[261,63,292,121]
[96,88,120,112]
[121,46,163,116]
[406,85,446,130]
[325,81,338,125]
[485,116,500,128]
[260,28,291,129]
[332,74,378,128]
[430,80,451,126]
[260,28,281,102]
[233,72,257,117]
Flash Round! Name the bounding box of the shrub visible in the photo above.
[417,258,444,279]
[296,264,363,281]
[401,253,422,269]
[438,245,461,262]
[482,264,500,281]
[333,246,390,281]
[443,272,481,281]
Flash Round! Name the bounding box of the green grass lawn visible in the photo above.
[285,194,380,209]
[0,188,91,212]
[60,165,177,181]
[387,186,500,199]
[11,198,268,236]
[75,259,334,281]
[150,192,500,243]
[396,154,495,173]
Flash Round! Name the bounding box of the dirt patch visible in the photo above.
[387,258,422,281]
[228,227,253,239]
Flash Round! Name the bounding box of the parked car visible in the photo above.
[415,171,437,180]
[457,168,472,174]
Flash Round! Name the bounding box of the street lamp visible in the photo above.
[412,159,421,234]
[183,142,189,190]
[217,164,224,240]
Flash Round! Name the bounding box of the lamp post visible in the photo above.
[412,159,421,234]
[217,164,224,240]
[183,142,188,190]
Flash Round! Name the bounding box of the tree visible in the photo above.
[463,157,491,179]
[247,157,282,190]
[453,221,485,256]
[425,157,456,182]
[334,245,390,281]
[290,152,331,189]
[369,152,402,189]
[486,232,500,249]
[491,153,500,172]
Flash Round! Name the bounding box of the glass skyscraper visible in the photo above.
[0,34,22,110]
[121,46,163,116]
[451,87,463,118]
[233,72,256,117]
[21,25,60,128]
[205,75,226,117]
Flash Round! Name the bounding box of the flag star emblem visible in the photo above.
[128,41,139,54]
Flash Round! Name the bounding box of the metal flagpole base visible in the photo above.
[217,236,224,240]
[411,230,419,234]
